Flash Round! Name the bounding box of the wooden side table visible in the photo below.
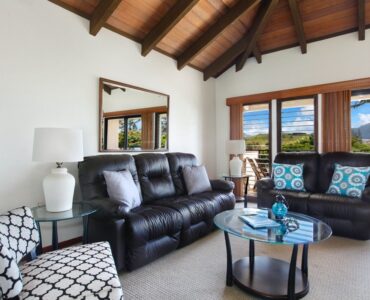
[31,202,97,253]
[222,174,250,208]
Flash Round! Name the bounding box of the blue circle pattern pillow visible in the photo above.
[326,164,370,198]
[272,163,305,191]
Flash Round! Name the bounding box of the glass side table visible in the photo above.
[222,174,250,208]
[31,202,97,253]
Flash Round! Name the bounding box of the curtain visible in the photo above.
[229,103,244,197]
[322,90,351,152]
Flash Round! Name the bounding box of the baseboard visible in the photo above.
[42,236,82,252]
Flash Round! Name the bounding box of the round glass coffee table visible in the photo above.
[214,208,332,300]
[32,202,97,253]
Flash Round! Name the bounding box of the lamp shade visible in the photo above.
[227,140,245,155]
[33,128,83,162]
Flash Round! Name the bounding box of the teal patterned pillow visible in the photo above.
[326,164,370,198]
[272,163,305,191]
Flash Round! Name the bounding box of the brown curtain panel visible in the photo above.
[229,103,244,197]
[141,112,154,150]
[322,90,351,152]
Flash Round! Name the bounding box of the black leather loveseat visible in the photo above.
[78,153,235,271]
[257,152,370,240]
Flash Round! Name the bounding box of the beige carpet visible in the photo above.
[120,228,370,300]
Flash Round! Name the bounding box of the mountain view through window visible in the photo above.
[351,89,370,153]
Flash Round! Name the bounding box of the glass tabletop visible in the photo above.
[31,202,97,222]
[214,208,332,245]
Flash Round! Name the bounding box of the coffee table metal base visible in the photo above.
[233,257,309,300]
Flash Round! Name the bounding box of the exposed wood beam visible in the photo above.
[90,0,122,36]
[288,0,307,53]
[177,0,259,70]
[235,0,279,72]
[141,0,199,56]
[358,0,366,40]
[204,1,279,80]
[253,46,262,64]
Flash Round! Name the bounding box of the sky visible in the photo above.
[351,100,370,129]
[243,106,314,137]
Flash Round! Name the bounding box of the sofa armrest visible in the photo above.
[362,186,370,203]
[256,177,275,191]
[83,198,130,219]
[210,179,234,193]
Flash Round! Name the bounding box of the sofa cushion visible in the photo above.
[79,154,141,201]
[183,165,212,195]
[318,152,370,193]
[272,162,305,191]
[103,170,141,211]
[274,152,319,193]
[166,153,198,195]
[308,193,370,223]
[326,164,370,198]
[134,154,176,203]
[127,205,182,243]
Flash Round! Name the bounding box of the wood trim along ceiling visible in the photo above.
[49,0,369,80]
[227,77,370,105]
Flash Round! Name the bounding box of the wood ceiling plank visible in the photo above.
[359,0,366,40]
[288,0,307,53]
[141,0,199,56]
[235,0,279,72]
[177,0,259,70]
[90,0,122,36]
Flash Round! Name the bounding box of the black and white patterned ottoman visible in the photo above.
[20,242,124,299]
[0,207,124,300]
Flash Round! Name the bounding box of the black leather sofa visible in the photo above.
[78,153,235,271]
[257,152,370,240]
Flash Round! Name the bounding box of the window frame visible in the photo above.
[350,88,370,153]
[242,101,272,173]
[276,95,318,153]
[154,112,168,149]
[103,114,142,150]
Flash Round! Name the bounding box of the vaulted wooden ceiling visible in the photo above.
[50,0,370,80]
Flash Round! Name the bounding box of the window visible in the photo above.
[104,115,142,150]
[278,97,317,152]
[351,89,370,153]
[243,103,271,180]
[155,113,168,149]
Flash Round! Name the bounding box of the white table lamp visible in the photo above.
[33,128,83,212]
[227,140,245,176]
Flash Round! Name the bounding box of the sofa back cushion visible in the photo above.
[319,152,370,192]
[134,153,176,203]
[274,152,320,193]
[78,154,141,201]
[166,153,198,195]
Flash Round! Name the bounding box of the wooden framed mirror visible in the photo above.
[99,78,169,152]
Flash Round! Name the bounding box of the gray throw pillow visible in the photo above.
[183,165,212,195]
[103,170,141,211]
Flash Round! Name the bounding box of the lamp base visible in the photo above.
[43,168,75,212]
[230,156,243,177]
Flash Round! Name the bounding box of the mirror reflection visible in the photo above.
[99,78,169,152]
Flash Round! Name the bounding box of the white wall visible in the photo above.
[215,29,370,176]
[102,86,167,112]
[0,0,216,245]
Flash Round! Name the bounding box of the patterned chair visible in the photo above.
[0,206,124,299]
